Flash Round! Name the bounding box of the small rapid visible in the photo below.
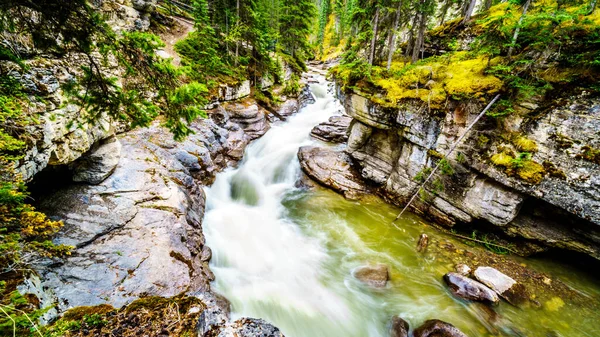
[202,74,600,337]
[203,75,361,335]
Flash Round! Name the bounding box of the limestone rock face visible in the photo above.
[223,102,270,140]
[72,136,122,184]
[35,115,255,313]
[7,0,160,181]
[327,84,600,260]
[310,115,352,143]
[444,272,500,305]
[352,264,389,288]
[298,146,370,199]
[219,80,251,101]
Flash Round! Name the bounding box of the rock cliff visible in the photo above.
[301,83,600,260]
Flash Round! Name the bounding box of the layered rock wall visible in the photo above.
[330,86,600,259]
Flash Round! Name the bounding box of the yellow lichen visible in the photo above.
[374,53,503,108]
[443,55,504,98]
[517,160,546,184]
[491,153,514,167]
[320,15,346,61]
[514,136,538,152]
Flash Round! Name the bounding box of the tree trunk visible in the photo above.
[484,0,493,11]
[405,14,419,57]
[439,0,451,26]
[411,12,426,63]
[387,1,403,69]
[589,0,597,14]
[507,0,532,57]
[462,0,477,23]
[235,0,240,66]
[369,6,380,65]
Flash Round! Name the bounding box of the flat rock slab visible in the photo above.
[474,266,529,306]
[352,264,389,288]
[310,115,352,143]
[444,272,499,305]
[298,146,370,199]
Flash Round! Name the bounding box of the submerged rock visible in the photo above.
[413,319,469,337]
[310,115,352,143]
[352,264,389,288]
[298,146,370,199]
[455,264,471,276]
[390,316,410,337]
[444,272,500,305]
[473,267,529,306]
[417,233,429,252]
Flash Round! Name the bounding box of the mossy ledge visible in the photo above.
[43,295,205,337]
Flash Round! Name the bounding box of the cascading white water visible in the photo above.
[203,75,379,336]
[202,73,600,337]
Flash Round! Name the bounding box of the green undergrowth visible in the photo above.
[42,296,205,337]
[491,151,546,184]
[331,1,600,113]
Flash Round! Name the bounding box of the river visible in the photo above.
[202,73,600,337]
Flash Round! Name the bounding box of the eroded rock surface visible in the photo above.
[310,115,352,143]
[314,85,600,260]
[473,267,529,306]
[223,101,271,140]
[72,136,122,184]
[444,272,499,305]
[298,146,370,199]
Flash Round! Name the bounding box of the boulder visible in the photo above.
[390,316,410,337]
[72,136,122,184]
[298,146,370,199]
[455,264,471,276]
[131,0,157,12]
[413,320,469,337]
[224,102,270,140]
[278,99,300,117]
[310,115,352,143]
[352,264,389,288]
[298,84,316,108]
[443,272,500,305]
[473,267,529,306]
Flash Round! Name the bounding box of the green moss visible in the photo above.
[370,53,503,108]
[491,153,514,167]
[62,304,114,321]
[543,161,567,179]
[516,160,546,184]
[491,152,546,184]
[580,145,600,165]
[514,136,538,152]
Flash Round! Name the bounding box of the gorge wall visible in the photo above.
[302,80,600,260]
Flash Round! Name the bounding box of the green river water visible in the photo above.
[203,76,600,337]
